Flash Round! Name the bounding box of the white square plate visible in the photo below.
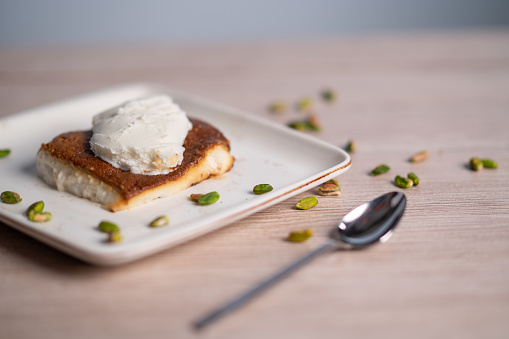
[0,84,351,265]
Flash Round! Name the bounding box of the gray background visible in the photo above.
[1,0,509,46]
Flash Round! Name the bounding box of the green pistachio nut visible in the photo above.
[318,183,341,196]
[253,184,273,195]
[32,212,52,223]
[98,221,120,233]
[1,191,22,204]
[296,97,313,111]
[481,159,498,169]
[107,231,123,243]
[407,172,420,186]
[295,196,318,210]
[268,101,287,114]
[0,149,11,158]
[150,215,169,227]
[469,157,483,171]
[26,201,44,217]
[321,89,336,102]
[198,191,220,205]
[371,164,390,176]
[346,140,356,153]
[395,175,413,189]
[288,229,314,242]
[324,179,340,187]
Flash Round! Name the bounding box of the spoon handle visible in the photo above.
[194,238,338,330]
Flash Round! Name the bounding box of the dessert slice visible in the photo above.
[36,118,234,212]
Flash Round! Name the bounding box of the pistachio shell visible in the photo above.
[410,150,429,163]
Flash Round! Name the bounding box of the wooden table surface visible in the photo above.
[1,29,508,339]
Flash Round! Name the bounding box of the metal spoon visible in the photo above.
[194,191,406,330]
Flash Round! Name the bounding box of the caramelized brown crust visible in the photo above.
[39,118,232,200]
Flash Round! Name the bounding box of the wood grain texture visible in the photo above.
[1,29,509,339]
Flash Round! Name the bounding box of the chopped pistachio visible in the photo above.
[318,183,341,196]
[150,215,169,227]
[296,97,313,111]
[407,172,420,186]
[26,201,44,217]
[410,150,430,163]
[481,158,498,169]
[253,184,273,195]
[288,229,314,242]
[321,89,336,103]
[324,179,340,186]
[395,175,413,189]
[98,221,120,233]
[107,231,123,243]
[32,212,52,223]
[1,191,22,204]
[190,193,203,202]
[295,196,318,210]
[268,101,288,114]
[0,149,11,158]
[371,164,390,176]
[345,140,356,153]
[469,157,483,171]
[288,117,321,132]
[198,191,220,205]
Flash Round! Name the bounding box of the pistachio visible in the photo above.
[98,221,120,233]
[288,117,321,132]
[325,179,340,186]
[190,193,203,202]
[288,229,314,242]
[150,215,169,227]
[469,157,483,171]
[268,101,287,114]
[198,191,220,205]
[26,201,44,217]
[1,191,22,204]
[407,172,420,186]
[295,196,318,210]
[321,89,336,103]
[32,212,52,223]
[345,140,356,153]
[0,149,11,158]
[395,175,413,189]
[371,164,390,176]
[481,158,498,169]
[253,184,273,195]
[318,183,341,196]
[107,231,123,243]
[410,150,430,163]
[296,97,313,111]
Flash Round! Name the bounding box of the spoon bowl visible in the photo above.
[338,191,406,248]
